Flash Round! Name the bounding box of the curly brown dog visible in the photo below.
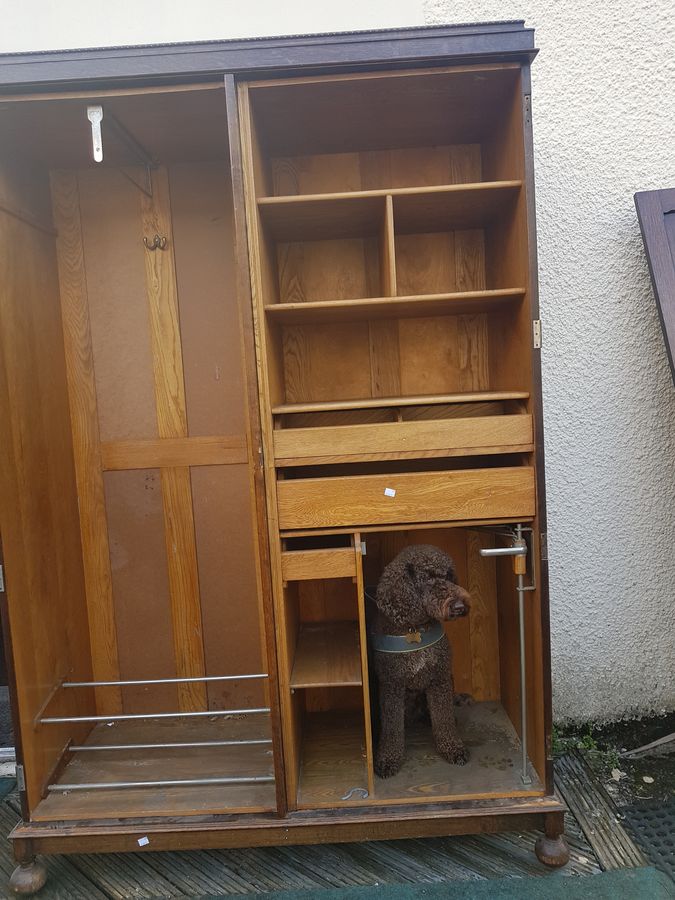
[371,544,471,778]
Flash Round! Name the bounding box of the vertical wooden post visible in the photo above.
[51,171,122,715]
[141,167,207,712]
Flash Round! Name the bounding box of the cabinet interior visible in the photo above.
[0,59,548,826]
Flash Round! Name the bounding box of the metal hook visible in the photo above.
[143,234,167,251]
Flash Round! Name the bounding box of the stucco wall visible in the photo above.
[2,3,674,722]
[424,1,675,721]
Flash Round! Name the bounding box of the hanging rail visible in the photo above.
[62,673,267,688]
[48,775,275,792]
[70,739,273,752]
[41,707,270,725]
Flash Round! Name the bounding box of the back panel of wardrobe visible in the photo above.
[44,88,267,716]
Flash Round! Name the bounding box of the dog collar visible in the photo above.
[371,621,445,653]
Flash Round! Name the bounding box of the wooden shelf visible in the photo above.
[258,181,521,241]
[290,622,362,689]
[265,288,525,324]
[272,390,529,417]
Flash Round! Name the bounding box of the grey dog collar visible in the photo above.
[371,621,445,653]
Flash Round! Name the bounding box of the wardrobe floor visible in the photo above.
[297,702,544,809]
[32,714,276,822]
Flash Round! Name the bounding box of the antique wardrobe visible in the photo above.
[0,21,569,893]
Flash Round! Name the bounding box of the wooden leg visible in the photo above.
[535,811,570,868]
[9,858,47,896]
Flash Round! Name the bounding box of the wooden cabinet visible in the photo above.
[0,21,569,893]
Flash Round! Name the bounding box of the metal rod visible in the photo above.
[63,673,268,688]
[41,707,270,725]
[516,523,532,785]
[479,545,526,558]
[70,739,273,752]
[48,775,275,792]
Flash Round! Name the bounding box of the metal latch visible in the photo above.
[16,764,25,791]
[0,564,4,593]
[533,320,542,349]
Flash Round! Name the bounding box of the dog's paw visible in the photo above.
[439,743,469,766]
[453,692,474,707]
[375,753,404,778]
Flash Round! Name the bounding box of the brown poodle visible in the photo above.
[371,544,470,778]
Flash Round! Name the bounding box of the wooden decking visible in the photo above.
[0,753,648,898]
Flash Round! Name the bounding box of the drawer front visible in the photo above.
[274,415,533,465]
[281,548,357,580]
[277,467,535,530]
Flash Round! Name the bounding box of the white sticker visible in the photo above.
[384,487,396,498]
[137,836,150,847]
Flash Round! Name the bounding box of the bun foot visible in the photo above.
[9,859,47,896]
[535,833,570,868]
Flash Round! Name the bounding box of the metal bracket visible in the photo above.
[533,319,542,349]
[86,105,104,163]
[16,764,25,792]
[0,564,4,593]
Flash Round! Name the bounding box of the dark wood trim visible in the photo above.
[635,187,675,386]
[0,22,536,92]
[521,64,554,796]
[11,798,563,857]
[224,73,287,818]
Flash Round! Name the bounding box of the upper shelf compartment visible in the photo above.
[257,181,521,242]
[243,64,526,197]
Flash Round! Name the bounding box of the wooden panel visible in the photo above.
[298,579,358,623]
[50,170,122,714]
[77,168,157,442]
[277,467,535,530]
[142,167,206,711]
[467,531,500,701]
[282,322,372,403]
[354,532,375,796]
[0,163,94,811]
[103,469,177,714]
[399,315,489,395]
[169,161,248,437]
[281,549,357,581]
[290,622,362,688]
[297,711,369,809]
[271,143,482,195]
[191,465,266,711]
[274,415,533,463]
[278,237,379,304]
[101,436,247,470]
[160,467,207,711]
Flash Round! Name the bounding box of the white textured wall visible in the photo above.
[425,1,675,721]
[3,2,674,722]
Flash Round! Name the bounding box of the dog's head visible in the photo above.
[375,544,471,629]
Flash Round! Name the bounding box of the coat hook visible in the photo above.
[143,234,167,251]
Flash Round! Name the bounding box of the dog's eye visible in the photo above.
[446,568,455,582]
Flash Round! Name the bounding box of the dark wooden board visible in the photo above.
[635,187,675,385]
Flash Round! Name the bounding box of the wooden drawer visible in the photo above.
[277,467,535,530]
[274,415,533,466]
[281,547,357,580]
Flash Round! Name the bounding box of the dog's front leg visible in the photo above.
[426,681,468,765]
[374,683,406,778]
